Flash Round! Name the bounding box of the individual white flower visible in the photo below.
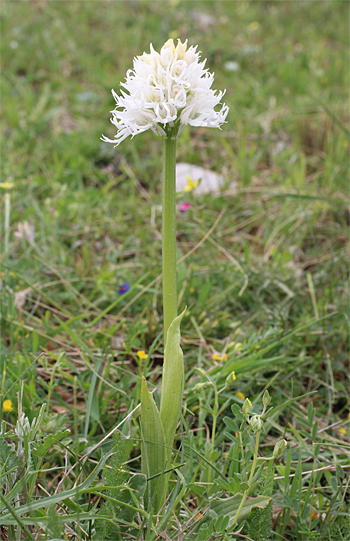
[101,38,229,146]
[14,221,35,244]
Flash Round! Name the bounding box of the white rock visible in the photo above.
[175,162,236,195]
[224,61,240,72]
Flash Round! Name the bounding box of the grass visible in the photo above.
[0,1,349,539]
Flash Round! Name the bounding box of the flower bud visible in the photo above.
[242,398,252,419]
[195,367,207,377]
[160,39,175,66]
[273,439,287,458]
[225,371,236,388]
[262,389,271,407]
[249,414,263,433]
[175,38,188,60]
[193,383,205,394]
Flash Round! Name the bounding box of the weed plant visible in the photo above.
[0,1,349,540]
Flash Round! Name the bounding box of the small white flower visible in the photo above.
[14,221,35,244]
[102,39,229,146]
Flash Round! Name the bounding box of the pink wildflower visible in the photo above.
[179,202,192,212]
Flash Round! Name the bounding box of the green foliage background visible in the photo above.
[0,1,349,539]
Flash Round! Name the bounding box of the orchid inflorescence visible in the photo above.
[102,38,228,146]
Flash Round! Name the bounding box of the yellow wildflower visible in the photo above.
[339,428,347,435]
[2,399,13,412]
[247,398,252,407]
[137,350,148,360]
[248,21,260,31]
[0,181,14,190]
[212,353,227,362]
[233,342,242,352]
[236,391,245,401]
[184,176,199,193]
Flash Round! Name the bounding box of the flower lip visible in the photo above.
[101,38,229,146]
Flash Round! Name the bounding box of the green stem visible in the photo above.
[4,193,10,257]
[211,387,218,452]
[162,135,178,344]
[208,385,219,485]
[232,430,261,525]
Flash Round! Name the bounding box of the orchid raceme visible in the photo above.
[101,38,228,146]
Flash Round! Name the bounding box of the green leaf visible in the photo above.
[223,416,240,434]
[85,360,101,438]
[120,473,147,522]
[0,439,23,480]
[265,391,317,419]
[307,402,315,425]
[96,471,147,539]
[0,449,114,522]
[28,403,47,442]
[246,462,274,540]
[95,431,131,539]
[311,421,319,440]
[32,429,71,459]
[231,403,244,422]
[141,376,167,512]
[335,464,344,479]
[284,447,292,493]
[330,475,338,492]
[209,493,271,526]
[160,309,186,460]
[291,498,299,513]
[47,504,61,538]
